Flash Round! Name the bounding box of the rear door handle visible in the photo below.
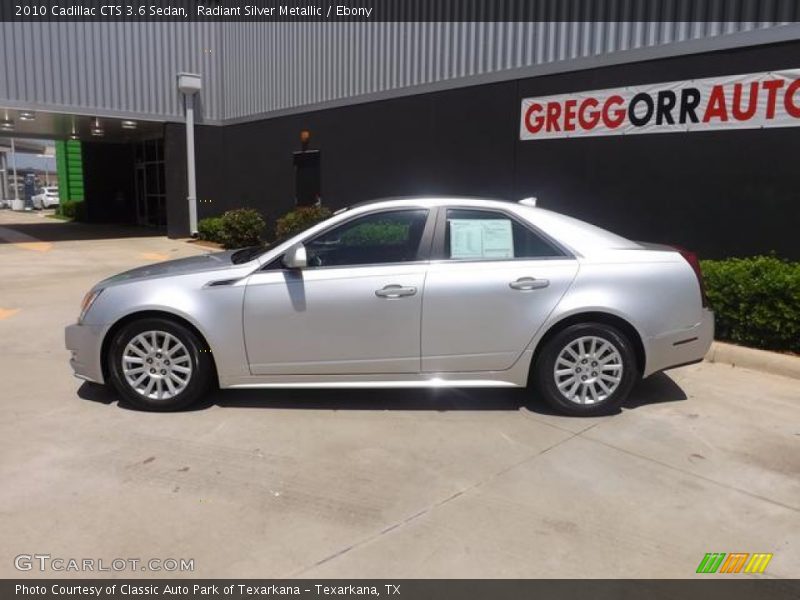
[375,284,417,298]
[509,277,550,291]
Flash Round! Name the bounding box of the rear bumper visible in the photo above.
[644,308,714,377]
[65,323,106,384]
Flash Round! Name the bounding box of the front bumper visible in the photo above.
[644,308,715,377]
[65,323,106,384]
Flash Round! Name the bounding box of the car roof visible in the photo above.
[343,196,640,254]
[341,196,519,212]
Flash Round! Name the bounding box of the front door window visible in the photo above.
[305,209,429,267]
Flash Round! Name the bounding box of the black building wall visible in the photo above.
[82,142,136,224]
[167,40,800,259]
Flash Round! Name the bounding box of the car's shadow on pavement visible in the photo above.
[77,372,687,416]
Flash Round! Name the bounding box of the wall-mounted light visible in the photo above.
[19,110,36,121]
[69,120,79,140]
[121,120,137,130]
[1,110,13,131]
[91,117,104,137]
[300,130,311,145]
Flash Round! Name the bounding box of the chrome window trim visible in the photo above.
[260,206,435,273]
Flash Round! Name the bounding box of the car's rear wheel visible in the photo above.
[107,317,212,411]
[532,322,638,416]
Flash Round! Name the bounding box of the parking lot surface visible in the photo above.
[0,210,798,578]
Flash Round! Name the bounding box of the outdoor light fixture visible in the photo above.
[121,120,137,129]
[19,110,36,121]
[1,111,13,131]
[300,130,311,144]
[91,117,104,136]
[177,73,202,95]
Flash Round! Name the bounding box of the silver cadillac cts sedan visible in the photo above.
[66,197,713,416]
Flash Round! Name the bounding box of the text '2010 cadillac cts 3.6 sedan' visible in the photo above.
[66,197,713,416]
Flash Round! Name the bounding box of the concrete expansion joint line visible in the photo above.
[287,427,592,577]
[579,434,800,514]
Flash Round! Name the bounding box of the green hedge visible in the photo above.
[58,200,85,221]
[340,220,409,245]
[197,209,265,249]
[197,216,224,243]
[701,256,800,353]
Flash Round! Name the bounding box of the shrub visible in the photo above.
[59,200,85,221]
[340,220,409,245]
[701,256,800,353]
[218,208,266,249]
[197,216,224,244]
[275,205,332,241]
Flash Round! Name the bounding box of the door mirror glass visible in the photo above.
[282,244,308,269]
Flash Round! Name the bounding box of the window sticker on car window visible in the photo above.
[450,219,514,259]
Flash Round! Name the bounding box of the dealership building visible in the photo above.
[1,6,799,258]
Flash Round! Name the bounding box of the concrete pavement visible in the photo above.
[0,209,797,579]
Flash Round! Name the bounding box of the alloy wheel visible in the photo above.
[553,335,623,405]
[121,330,193,400]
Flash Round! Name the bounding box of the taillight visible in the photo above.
[674,246,708,308]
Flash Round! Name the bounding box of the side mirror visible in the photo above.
[282,243,307,269]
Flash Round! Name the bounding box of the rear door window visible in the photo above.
[444,209,564,260]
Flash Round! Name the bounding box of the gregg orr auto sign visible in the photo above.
[520,69,800,140]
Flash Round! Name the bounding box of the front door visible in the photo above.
[243,208,433,375]
[422,207,579,372]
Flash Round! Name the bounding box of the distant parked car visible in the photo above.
[32,187,59,209]
[66,197,713,416]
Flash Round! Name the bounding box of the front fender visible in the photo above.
[84,272,251,386]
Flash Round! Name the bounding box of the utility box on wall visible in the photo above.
[293,149,321,206]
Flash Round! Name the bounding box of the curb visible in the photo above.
[705,341,800,380]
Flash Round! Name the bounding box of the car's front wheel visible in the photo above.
[107,317,212,411]
[532,322,638,416]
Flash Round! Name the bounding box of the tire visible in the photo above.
[532,322,639,416]
[107,317,213,411]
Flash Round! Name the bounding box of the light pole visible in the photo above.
[10,138,22,211]
[0,153,6,207]
[177,72,202,235]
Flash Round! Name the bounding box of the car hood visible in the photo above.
[100,251,237,286]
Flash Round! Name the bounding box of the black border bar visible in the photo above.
[4,580,800,600]
[3,0,800,23]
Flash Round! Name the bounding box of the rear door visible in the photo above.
[421,207,578,372]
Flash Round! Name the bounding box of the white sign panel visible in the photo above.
[450,219,514,259]
[520,69,800,140]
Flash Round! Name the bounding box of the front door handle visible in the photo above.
[509,277,550,291]
[375,284,417,298]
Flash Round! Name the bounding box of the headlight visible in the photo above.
[78,289,104,323]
